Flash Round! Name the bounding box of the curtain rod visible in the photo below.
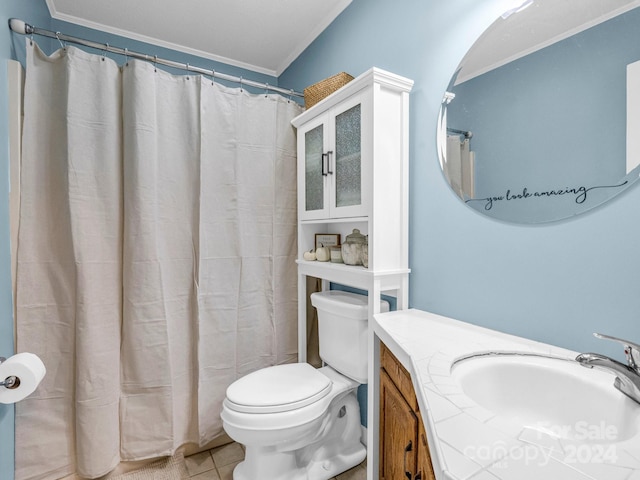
[8,18,304,98]
[447,127,473,139]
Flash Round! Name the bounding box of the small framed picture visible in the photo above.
[315,233,341,250]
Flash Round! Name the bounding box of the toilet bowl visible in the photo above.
[221,364,365,480]
[221,290,389,480]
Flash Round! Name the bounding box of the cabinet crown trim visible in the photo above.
[291,67,414,128]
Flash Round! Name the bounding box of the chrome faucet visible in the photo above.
[576,333,640,405]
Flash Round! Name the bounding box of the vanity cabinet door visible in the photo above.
[380,369,418,480]
[415,414,436,480]
[380,343,436,480]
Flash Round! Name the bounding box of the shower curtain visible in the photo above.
[445,135,475,199]
[15,41,302,480]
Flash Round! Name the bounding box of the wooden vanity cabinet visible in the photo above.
[380,343,435,480]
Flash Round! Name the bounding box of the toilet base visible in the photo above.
[232,441,366,480]
[306,443,366,480]
[231,390,365,480]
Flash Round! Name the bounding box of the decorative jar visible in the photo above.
[341,229,367,266]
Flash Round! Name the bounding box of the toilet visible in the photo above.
[221,290,389,480]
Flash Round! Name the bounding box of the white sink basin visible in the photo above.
[451,353,640,443]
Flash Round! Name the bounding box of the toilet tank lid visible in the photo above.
[225,363,332,414]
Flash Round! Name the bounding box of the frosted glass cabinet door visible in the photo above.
[328,91,369,219]
[335,104,362,208]
[298,113,330,221]
[305,124,325,213]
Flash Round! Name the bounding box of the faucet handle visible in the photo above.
[593,333,640,370]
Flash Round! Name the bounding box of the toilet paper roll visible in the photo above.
[0,353,46,404]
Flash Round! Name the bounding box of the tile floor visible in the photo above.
[184,442,367,480]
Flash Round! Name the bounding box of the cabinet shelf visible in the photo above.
[300,216,368,225]
[296,259,410,291]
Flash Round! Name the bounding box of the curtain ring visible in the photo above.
[239,76,243,92]
[124,47,129,66]
[55,32,65,50]
[153,55,158,72]
[102,43,109,62]
[264,83,269,98]
[211,69,216,85]
[186,63,190,80]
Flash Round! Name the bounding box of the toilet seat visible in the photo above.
[225,363,333,414]
[221,365,360,451]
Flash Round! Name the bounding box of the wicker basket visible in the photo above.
[304,72,354,109]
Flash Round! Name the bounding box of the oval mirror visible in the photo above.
[439,0,640,223]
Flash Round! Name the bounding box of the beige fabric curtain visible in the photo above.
[15,41,302,480]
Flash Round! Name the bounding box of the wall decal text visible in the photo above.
[466,181,629,211]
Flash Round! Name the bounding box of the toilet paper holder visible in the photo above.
[0,357,19,389]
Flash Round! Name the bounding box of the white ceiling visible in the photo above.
[45,0,352,77]
[44,0,640,83]
[456,0,640,84]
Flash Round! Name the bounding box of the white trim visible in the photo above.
[274,0,353,76]
[46,0,352,77]
[48,11,278,76]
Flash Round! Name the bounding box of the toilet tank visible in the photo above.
[310,290,389,384]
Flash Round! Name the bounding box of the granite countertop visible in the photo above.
[373,309,640,480]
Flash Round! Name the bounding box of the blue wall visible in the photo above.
[448,8,640,223]
[280,0,640,359]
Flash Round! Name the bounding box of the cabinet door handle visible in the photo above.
[321,153,328,176]
[326,150,334,175]
[404,440,413,480]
